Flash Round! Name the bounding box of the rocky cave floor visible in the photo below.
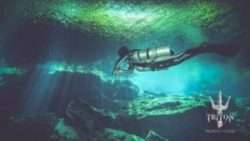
[1,72,250,141]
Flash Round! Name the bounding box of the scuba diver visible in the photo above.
[113,41,241,75]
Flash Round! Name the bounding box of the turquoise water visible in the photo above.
[0,0,250,141]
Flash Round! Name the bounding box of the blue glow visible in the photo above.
[23,67,60,115]
[129,56,238,94]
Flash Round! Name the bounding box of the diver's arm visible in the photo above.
[135,66,154,71]
[112,55,128,75]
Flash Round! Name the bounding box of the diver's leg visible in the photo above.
[185,42,240,57]
[166,42,240,68]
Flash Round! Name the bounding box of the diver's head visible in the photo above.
[118,46,130,58]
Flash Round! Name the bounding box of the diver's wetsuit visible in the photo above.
[162,42,239,69]
[185,42,239,57]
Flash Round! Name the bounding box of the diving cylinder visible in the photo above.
[129,46,174,64]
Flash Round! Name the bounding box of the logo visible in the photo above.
[206,91,235,133]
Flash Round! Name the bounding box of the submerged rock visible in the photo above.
[66,98,116,128]
[7,94,250,141]
[52,118,79,141]
[127,95,208,119]
[101,128,145,141]
[145,130,168,141]
[234,97,250,135]
[7,113,80,141]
